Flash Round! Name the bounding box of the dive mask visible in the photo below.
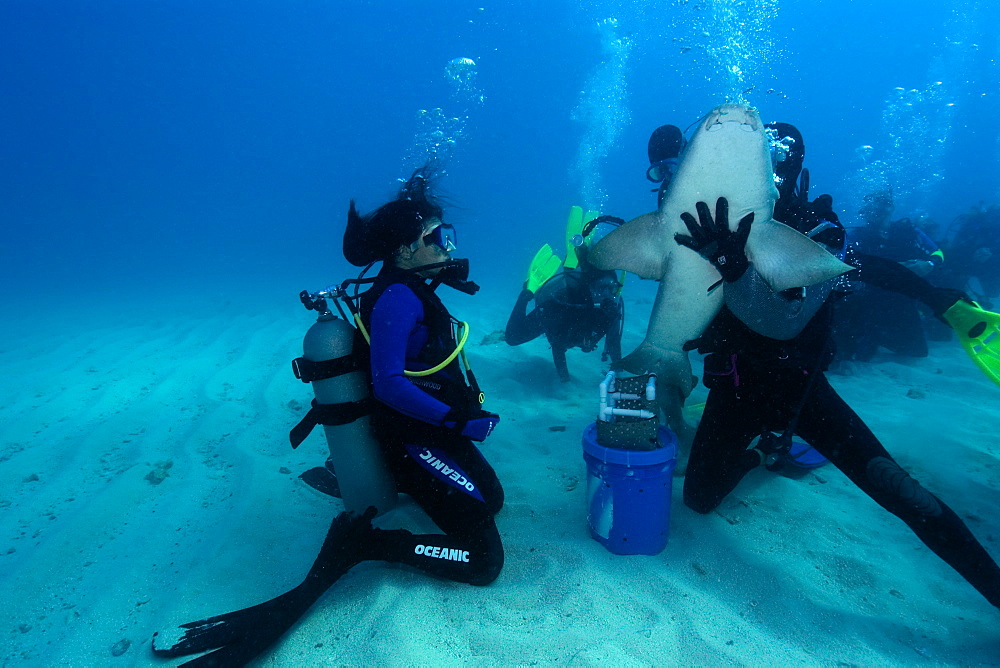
[411,222,458,253]
[427,223,457,252]
[646,158,679,183]
[571,216,622,248]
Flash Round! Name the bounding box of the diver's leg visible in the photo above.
[153,438,507,664]
[683,385,762,514]
[447,438,505,516]
[154,435,507,663]
[798,376,1000,608]
[551,345,570,382]
[372,438,505,586]
[602,299,624,363]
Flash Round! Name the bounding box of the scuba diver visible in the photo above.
[851,188,943,278]
[673,122,1000,612]
[834,187,945,361]
[938,203,1000,308]
[502,125,688,384]
[152,166,505,666]
[647,124,687,207]
[505,207,624,382]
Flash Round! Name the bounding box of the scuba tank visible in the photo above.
[290,289,397,515]
[289,259,481,514]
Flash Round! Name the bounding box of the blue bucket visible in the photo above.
[582,423,678,556]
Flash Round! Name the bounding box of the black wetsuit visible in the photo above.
[939,208,1000,305]
[505,268,623,382]
[684,254,1000,608]
[359,270,504,585]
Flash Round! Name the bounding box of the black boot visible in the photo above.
[304,506,379,588]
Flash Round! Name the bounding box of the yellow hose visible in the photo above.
[354,314,470,377]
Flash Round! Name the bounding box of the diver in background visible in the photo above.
[938,203,1000,308]
[834,188,944,361]
[504,126,686,425]
[153,167,504,665]
[851,189,942,278]
[505,215,624,382]
[647,124,687,207]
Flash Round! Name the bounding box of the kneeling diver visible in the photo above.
[505,207,624,382]
[152,166,504,665]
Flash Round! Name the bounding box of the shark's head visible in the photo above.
[697,103,764,133]
[663,103,778,225]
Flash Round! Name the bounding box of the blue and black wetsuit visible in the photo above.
[358,269,504,586]
[684,256,1000,609]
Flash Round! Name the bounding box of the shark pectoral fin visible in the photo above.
[589,212,667,279]
[746,220,852,292]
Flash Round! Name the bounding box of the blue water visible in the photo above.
[3,2,1000,663]
[4,0,998,301]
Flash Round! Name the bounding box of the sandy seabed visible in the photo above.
[2,282,999,666]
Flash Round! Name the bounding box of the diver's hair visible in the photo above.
[647,125,686,164]
[397,163,444,220]
[342,162,446,267]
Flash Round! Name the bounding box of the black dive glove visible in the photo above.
[443,409,501,442]
[675,197,753,283]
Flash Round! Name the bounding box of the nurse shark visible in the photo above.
[589,104,850,421]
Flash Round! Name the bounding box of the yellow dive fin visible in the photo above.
[526,244,562,294]
[563,206,584,269]
[564,207,600,269]
[942,300,1000,388]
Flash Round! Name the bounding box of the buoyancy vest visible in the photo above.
[360,269,482,442]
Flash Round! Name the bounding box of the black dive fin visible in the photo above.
[152,587,313,666]
[151,508,376,666]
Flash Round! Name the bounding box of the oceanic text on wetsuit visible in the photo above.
[419,449,477,492]
[414,545,470,562]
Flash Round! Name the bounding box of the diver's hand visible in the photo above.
[674,197,753,282]
[444,413,500,442]
[464,414,500,441]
